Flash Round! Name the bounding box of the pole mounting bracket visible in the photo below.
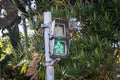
[43,58,60,66]
[41,22,51,28]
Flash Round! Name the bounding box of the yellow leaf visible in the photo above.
[21,63,28,74]
[3,44,12,54]
[0,42,3,48]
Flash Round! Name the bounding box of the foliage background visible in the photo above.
[0,0,120,80]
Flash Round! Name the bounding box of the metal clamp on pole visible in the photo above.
[49,35,55,40]
[41,22,51,28]
[43,58,60,66]
[51,58,60,66]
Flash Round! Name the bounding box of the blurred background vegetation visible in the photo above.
[0,0,120,80]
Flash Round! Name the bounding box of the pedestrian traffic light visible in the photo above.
[50,19,69,58]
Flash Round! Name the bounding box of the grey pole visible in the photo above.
[44,12,54,80]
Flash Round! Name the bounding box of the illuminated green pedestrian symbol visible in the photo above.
[54,41,64,54]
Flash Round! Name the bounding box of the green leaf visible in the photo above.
[29,18,35,30]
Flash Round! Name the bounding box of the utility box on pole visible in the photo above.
[50,19,69,58]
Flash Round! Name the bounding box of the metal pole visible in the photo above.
[44,12,54,80]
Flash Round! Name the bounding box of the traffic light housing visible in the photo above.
[50,19,69,58]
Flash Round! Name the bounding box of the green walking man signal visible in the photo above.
[54,41,64,54]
